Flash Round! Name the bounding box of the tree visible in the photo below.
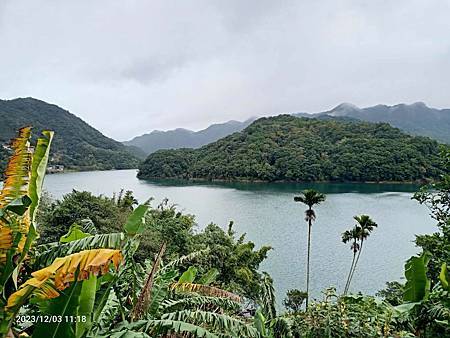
[137,198,196,262]
[294,189,326,308]
[115,189,138,210]
[376,281,404,306]
[342,215,378,294]
[191,222,272,301]
[283,289,308,313]
[341,226,361,294]
[251,273,292,338]
[413,147,450,284]
[37,190,129,243]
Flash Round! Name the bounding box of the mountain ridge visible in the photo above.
[0,97,140,172]
[124,117,256,155]
[295,102,450,143]
[128,102,450,155]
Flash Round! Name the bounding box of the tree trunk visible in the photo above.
[344,251,356,294]
[306,208,312,310]
[347,241,364,293]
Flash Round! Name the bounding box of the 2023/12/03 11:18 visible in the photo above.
[15,315,87,323]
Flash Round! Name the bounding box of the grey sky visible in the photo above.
[1,0,449,140]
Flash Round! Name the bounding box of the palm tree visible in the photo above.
[342,225,361,294]
[294,189,326,309]
[343,215,378,294]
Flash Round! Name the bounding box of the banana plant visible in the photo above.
[403,252,431,303]
[0,129,150,338]
[0,127,54,335]
[440,263,449,291]
[1,127,281,338]
[95,245,260,338]
[395,252,450,334]
[253,272,292,338]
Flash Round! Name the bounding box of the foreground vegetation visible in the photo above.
[138,115,444,183]
[0,128,449,337]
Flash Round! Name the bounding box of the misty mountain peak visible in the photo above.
[329,102,360,116]
[410,101,428,109]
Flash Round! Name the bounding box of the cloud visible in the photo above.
[0,0,449,140]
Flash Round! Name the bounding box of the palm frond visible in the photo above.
[260,272,277,320]
[294,189,326,208]
[171,282,241,303]
[147,269,178,317]
[162,248,210,272]
[145,319,220,338]
[79,218,98,235]
[95,288,122,331]
[162,310,259,337]
[162,296,241,313]
[269,316,293,337]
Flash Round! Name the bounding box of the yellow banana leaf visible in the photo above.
[0,128,53,264]
[0,127,32,208]
[0,127,33,263]
[6,249,123,310]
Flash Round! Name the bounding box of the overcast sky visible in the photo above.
[1,1,449,140]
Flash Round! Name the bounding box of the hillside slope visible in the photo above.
[138,115,444,182]
[296,102,450,144]
[125,118,255,155]
[0,98,139,172]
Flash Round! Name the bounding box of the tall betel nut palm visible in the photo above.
[294,189,326,309]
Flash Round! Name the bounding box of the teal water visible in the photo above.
[43,169,435,303]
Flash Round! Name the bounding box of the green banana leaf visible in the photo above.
[123,204,149,235]
[403,252,431,302]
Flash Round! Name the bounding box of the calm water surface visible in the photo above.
[43,169,435,302]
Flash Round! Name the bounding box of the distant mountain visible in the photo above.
[0,98,140,172]
[138,115,444,183]
[124,118,256,155]
[295,102,450,143]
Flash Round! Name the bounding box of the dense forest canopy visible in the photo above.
[0,98,139,172]
[138,115,445,182]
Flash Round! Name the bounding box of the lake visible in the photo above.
[43,169,435,303]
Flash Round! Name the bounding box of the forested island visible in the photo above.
[138,115,444,182]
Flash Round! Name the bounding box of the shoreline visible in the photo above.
[137,175,428,185]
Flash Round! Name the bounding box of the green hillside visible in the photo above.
[0,98,139,172]
[138,115,444,182]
